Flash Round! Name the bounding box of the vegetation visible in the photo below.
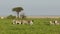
[12,7,23,18]
[0,18,60,34]
[7,15,16,19]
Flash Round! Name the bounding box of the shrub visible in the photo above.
[7,15,16,19]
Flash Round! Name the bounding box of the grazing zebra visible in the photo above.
[50,21,54,25]
[50,20,60,25]
[13,20,21,24]
[55,20,59,25]
[12,19,34,25]
[21,20,33,25]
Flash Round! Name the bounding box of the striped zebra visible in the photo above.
[50,20,60,25]
[13,19,21,24]
[12,19,34,25]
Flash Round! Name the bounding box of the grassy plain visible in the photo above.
[0,18,60,34]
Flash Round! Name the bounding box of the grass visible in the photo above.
[0,18,60,34]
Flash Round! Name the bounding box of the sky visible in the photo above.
[0,0,60,16]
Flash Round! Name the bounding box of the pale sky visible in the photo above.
[0,0,60,16]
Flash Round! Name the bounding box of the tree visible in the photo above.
[12,7,23,18]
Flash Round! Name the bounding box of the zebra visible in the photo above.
[13,19,21,24]
[12,19,34,25]
[21,20,33,25]
[50,20,60,25]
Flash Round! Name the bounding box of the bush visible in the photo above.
[7,15,16,19]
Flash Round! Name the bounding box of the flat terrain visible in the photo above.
[0,18,60,34]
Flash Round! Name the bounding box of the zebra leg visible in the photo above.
[19,22,21,24]
[13,20,16,24]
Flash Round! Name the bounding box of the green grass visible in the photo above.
[0,18,60,34]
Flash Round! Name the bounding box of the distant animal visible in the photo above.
[49,20,60,25]
[12,19,34,25]
[50,21,54,25]
[21,20,33,25]
[55,20,59,25]
[13,19,21,24]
